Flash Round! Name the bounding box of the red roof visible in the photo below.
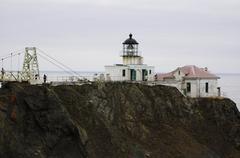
[156,65,220,80]
[157,72,174,80]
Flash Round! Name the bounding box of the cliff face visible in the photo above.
[0,82,239,158]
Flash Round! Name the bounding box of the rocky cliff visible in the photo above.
[0,82,239,158]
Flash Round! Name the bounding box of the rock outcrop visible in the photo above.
[0,82,239,158]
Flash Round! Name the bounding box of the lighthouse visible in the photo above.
[122,34,143,65]
[105,34,155,82]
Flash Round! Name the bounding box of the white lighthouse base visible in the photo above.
[105,64,154,82]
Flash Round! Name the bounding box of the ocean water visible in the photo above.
[40,71,240,110]
[218,73,240,110]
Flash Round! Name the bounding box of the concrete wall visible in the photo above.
[122,56,143,65]
[128,64,155,81]
[198,79,218,97]
[105,65,129,81]
[183,79,218,97]
[183,79,198,97]
[105,64,155,82]
[156,78,219,98]
[173,69,186,81]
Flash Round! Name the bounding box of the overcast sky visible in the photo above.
[1,0,240,73]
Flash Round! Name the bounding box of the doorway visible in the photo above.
[142,69,148,81]
[130,69,136,81]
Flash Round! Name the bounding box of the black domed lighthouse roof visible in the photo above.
[122,34,139,44]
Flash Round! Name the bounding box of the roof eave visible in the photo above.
[183,76,220,80]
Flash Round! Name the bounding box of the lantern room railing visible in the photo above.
[120,50,142,57]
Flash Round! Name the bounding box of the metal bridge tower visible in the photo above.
[21,47,40,81]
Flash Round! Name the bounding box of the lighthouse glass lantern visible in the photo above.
[122,34,139,56]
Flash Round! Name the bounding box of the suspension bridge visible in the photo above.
[0,47,90,84]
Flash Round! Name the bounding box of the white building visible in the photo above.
[105,34,154,82]
[156,65,221,97]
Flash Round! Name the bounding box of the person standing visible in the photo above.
[43,74,47,83]
[1,68,5,80]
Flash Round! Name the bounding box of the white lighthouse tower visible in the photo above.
[105,34,154,82]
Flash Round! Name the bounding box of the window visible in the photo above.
[149,70,152,74]
[178,70,180,75]
[205,82,209,93]
[186,82,191,92]
[122,69,126,77]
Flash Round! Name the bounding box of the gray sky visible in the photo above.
[1,0,240,73]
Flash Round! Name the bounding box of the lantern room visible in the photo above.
[122,34,139,57]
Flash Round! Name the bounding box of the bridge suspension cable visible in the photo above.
[11,53,12,72]
[18,53,21,72]
[0,50,25,71]
[0,47,88,82]
[0,49,25,82]
[1,51,24,61]
[36,48,85,80]
[0,49,25,59]
[1,58,3,69]
[37,53,77,77]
